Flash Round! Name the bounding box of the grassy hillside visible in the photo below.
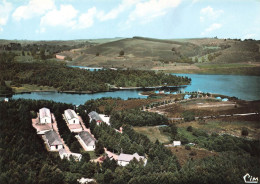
[59,37,260,75]
[1,37,260,75]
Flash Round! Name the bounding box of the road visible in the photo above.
[168,112,259,121]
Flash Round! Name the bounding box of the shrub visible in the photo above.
[187,126,193,132]
[182,111,195,122]
[185,145,191,150]
[192,129,208,137]
[241,128,249,136]
[119,50,124,56]
[189,151,197,156]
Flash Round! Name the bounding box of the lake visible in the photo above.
[11,90,147,105]
[10,74,260,105]
[175,74,260,101]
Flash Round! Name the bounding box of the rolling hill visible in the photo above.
[57,37,260,74]
[1,37,260,75]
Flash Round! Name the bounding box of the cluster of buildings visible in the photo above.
[33,108,83,161]
[32,107,146,166]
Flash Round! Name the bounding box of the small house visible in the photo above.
[45,130,63,151]
[39,107,52,124]
[59,148,82,161]
[88,111,103,125]
[173,141,181,147]
[117,153,147,166]
[78,131,96,151]
[64,109,80,124]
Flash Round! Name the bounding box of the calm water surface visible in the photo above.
[10,74,260,105]
[175,74,260,101]
[12,90,146,105]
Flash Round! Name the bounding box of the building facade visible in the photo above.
[45,130,63,151]
[117,153,146,166]
[78,131,96,151]
[64,109,80,124]
[39,107,52,124]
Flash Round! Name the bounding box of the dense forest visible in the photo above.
[0,99,259,184]
[0,42,91,57]
[0,59,191,93]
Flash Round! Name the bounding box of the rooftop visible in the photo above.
[39,107,51,119]
[78,131,95,146]
[89,111,103,122]
[45,130,63,146]
[118,153,145,162]
[59,148,69,155]
[65,109,79,120]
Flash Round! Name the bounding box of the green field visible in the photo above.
[133,126,171,143]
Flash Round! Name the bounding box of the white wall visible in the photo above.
[78,137,95,151]
[60,153,82,161]
[67,118,79,124]
[173,141,181,147]
[40,117,51,124]
[117,160,129,166]
[118,159,147,167]
[86,145,95,151]
[89,117,93,123]
[65,111,79,124]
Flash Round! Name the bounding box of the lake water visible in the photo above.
[11,90,147,105]
[10,74,260,105]
[175,74,260,101]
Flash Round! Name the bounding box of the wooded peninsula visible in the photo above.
[0,53,190,95]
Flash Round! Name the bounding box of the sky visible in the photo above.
[0,0,260,40]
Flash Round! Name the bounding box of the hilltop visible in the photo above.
[1,37,260,75]
[58,37,260,75]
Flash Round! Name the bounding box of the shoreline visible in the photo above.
[11,85,189,95]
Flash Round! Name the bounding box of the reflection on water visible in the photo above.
[12,90,147,105]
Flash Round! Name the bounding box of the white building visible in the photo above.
[45,130,63,151]
[64,109,80,124]
[117,153,147,166]
[59,148,82,161]
[173,141,181,147]
[99,114,110,125]
[39,107,52,124]
[77,131,96,151]
[77,178,96,184]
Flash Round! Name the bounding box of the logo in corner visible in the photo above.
[244,173,258,183]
